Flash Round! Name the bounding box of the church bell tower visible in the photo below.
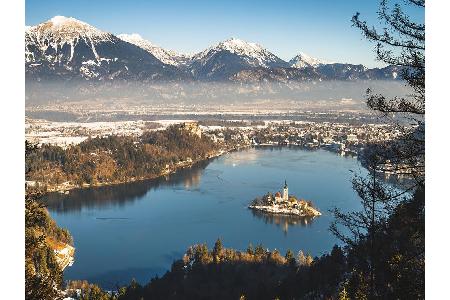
[283,180,288,201]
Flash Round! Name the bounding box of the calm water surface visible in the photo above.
[44,147,366,288]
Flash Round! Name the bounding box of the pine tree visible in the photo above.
[297,250,307,266]
[246,243,254,255]
[352,0,425,184]
[331,1,425,298]
[212,238,223,263]
[285,249,296,267]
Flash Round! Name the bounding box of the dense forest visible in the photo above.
[25,193,73,300]
[26,125,220,190]
[26,140,75,300]
[113,239,341,300]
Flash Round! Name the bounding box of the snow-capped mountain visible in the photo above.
[25,16,402,83]
[25,16,186,81]
[192,38,287,68]
[118,33,190,67]
[188,38,289,80]
[289,52,328,68]
[25,16,113,66]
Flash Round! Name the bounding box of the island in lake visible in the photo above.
[249,181,321,217]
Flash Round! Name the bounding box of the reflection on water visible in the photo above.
[42,159,211,213]
[182,166,202,189]
[378,172,415,191]
[250,209,315,235]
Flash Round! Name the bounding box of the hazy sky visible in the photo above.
[25,0,424,68]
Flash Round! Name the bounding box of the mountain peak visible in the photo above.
[190,37,287,69]
[217,37,263,53]
[25,16,121,77]
[187,37,289,80]
[45,15,98,31]
[118,33,155,47]
[118,33,189,66]
[49,15,78,26]
[118,33,144,41]
[290,52,328,68]
[26,15,112,41]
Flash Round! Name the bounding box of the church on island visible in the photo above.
[249,180,321,217]
[274,180,289,202]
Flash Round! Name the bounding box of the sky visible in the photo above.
[25,0,424,68]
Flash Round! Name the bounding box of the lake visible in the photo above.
[44,146,366,289]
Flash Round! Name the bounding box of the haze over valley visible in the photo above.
[25,16,410,113]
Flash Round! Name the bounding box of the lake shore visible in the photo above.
[249,204,322,217]
[29,144,251,196]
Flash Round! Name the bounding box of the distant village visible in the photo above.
[26,111,410,178]
[26,115,402,153]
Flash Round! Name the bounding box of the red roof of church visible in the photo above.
[275,192,281,197]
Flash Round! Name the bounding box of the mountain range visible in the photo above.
[25,16,402,83]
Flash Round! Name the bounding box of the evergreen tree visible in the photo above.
[352,0,425,184]
[285,249,296,267]
[331,1,425,298]
[246,243,254,255]
[297,250,307,266]
[25,195,63,300]
[212,238,223,263]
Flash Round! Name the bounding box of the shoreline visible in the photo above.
[29,143,409,197]
[248,205,322,218]
[29,144,251,196]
